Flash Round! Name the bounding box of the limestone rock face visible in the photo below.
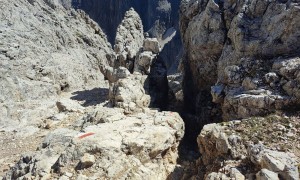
[220,56,300,120]
[0,0,114,131]
[168,73,184,105]
[197,124,230,166]
[143,38,160,54]
[1,1,185,179]
[110,73,151,114]
[4,108,184,179]
[100,64,151,114]
[180,0,300,120]
[114,8,144,69]
[134,51,157,74]
[195,121,299,179]
[74,0,182,71]
[100,8,170,114]
[256,169,279,180]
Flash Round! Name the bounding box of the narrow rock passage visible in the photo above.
[2,0,300,179]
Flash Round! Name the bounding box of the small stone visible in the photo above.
[286,132,294,137]
[80,153,95,168]
[242,77,258,90]
[277,124,286,132]
[64,172,73,177]
[264,72,279,84]
[233,120,241,125]
[116,67,130,79]
[50,113,67,121]
[228,134,241,146]
[45,122,52,129]
[56,99,84,113]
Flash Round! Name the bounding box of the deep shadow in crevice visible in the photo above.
[70,87,109,107]
[147,56,169,110]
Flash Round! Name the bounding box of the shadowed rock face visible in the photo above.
[180,0,300,121]
[72,0,182,72]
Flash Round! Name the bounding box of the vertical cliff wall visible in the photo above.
[180,0,300,121]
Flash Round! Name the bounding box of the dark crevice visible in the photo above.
[218,0,230,46]
[148,56,169,110]
[148,53,202,160]
[70,0,212,172]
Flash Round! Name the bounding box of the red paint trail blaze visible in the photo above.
[78,132,95,139]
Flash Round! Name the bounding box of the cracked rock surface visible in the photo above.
[0,0,114,131]
[4,108,184,179]
[1,0,185,179]
[180,0,300,120]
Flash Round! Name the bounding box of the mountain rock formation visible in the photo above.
[1,0,300,179]
[114,8,144,70]
[0,0,114,132]
[0,0,184,179]
[73,0,182,72]
[179,0,300,179]
[180,0,300,121]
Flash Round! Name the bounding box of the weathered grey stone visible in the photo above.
[261,150,299,180]
[195,122,299,180]
[109,73,151,114]
[211,84,225,103]
[114,8,144,68]
[264,73,279,84]
[242,77,259,90]
[230,168,245,180]
[4,109,184,179]
[180,0,226,90]
[134,51,156,74]
[168,73,184,103]
[180,0,300,120]
[0,0,114,131]
[56,99,84,113]
[256,169,279,180]
[100,65,131,83]
[79,153,95,169]
[143,38,160,54]
[247,144,299,180]
[206,172,230,180]
[197,124,230,165]
[76,174,89,180]
[248,143,265,165]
